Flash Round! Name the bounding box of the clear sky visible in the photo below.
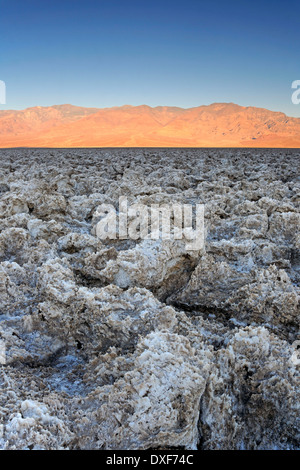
[1,0,300,116]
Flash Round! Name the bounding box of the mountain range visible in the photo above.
[0,102,300,147]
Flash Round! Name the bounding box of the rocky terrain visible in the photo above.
[1,103,300,147]
[0,148,299,450]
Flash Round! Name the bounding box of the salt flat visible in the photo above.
[0,148,299,449]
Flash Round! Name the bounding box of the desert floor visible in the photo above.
[0,148,299,450]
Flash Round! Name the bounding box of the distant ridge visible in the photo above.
[0,102,300,147]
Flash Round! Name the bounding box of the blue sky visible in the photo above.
[1,0,300,116]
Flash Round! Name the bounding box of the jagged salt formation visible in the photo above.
[0,148,299,450]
